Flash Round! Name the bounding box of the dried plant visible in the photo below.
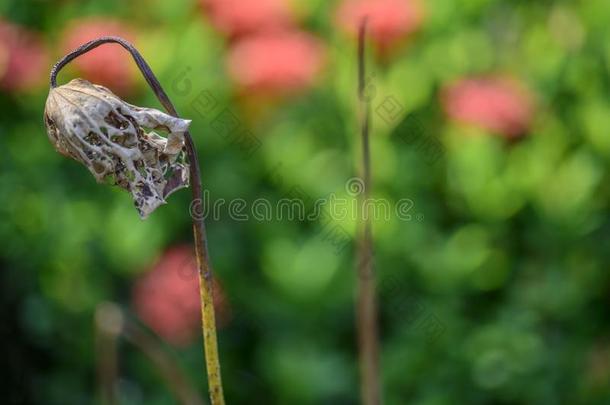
[356,20,380,405]
[45,78,190,218]
[44,37,225,405]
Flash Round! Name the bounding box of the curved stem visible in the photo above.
[356,20,380,405]
[52,36,225,405]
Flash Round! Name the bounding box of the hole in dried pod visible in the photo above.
[141,125,171,139]
[136,181,154,198]
[105,111,129,130]
[84,131,102,146]
[109,131,137,148]
[124,133,138,148]
[92,161,106,174]
[135,160,148,178]
[116,176,129,189]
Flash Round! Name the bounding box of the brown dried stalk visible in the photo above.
[46,37,225,405]
[356,20,380,405]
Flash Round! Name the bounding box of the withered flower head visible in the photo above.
[44,78,190,218]
[45,37,226,404]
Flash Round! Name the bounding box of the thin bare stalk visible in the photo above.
[95,302,204,405]
[95,303,120,405]
[52,37,225,405]
[123,319,205,405]
[356,20,380,405]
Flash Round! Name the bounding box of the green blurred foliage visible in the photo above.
[2,0,610,404]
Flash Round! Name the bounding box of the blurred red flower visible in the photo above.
[226,31,324,94]
[0,19,48,92]
[442,77,535,138]
[201,0,294,38]
[336,0,423,54]
[61,18,137,95]
[132,245,228,347]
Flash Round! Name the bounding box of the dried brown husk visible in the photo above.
[44,78,190,218]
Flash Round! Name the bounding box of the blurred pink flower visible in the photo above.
[336,0,423,53]
[132,245,228,347]
[61,18,137,95]
[201,0,294,38]
[226,31,325,94]
[0,19,48,92]
[442,77,535,138]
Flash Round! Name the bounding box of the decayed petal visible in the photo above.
[44,78,191,218]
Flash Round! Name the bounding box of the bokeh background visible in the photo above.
[2,0,610,404]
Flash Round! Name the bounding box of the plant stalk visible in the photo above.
[356,20,380,405]
[51,37,225,405]
[95,302,204,405]
[95,303,120,405]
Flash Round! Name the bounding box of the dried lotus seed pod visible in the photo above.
[44,78,191,218]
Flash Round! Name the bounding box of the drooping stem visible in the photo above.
[51,37,225,405]
[356,20,380,405]
[95,302,204,405]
